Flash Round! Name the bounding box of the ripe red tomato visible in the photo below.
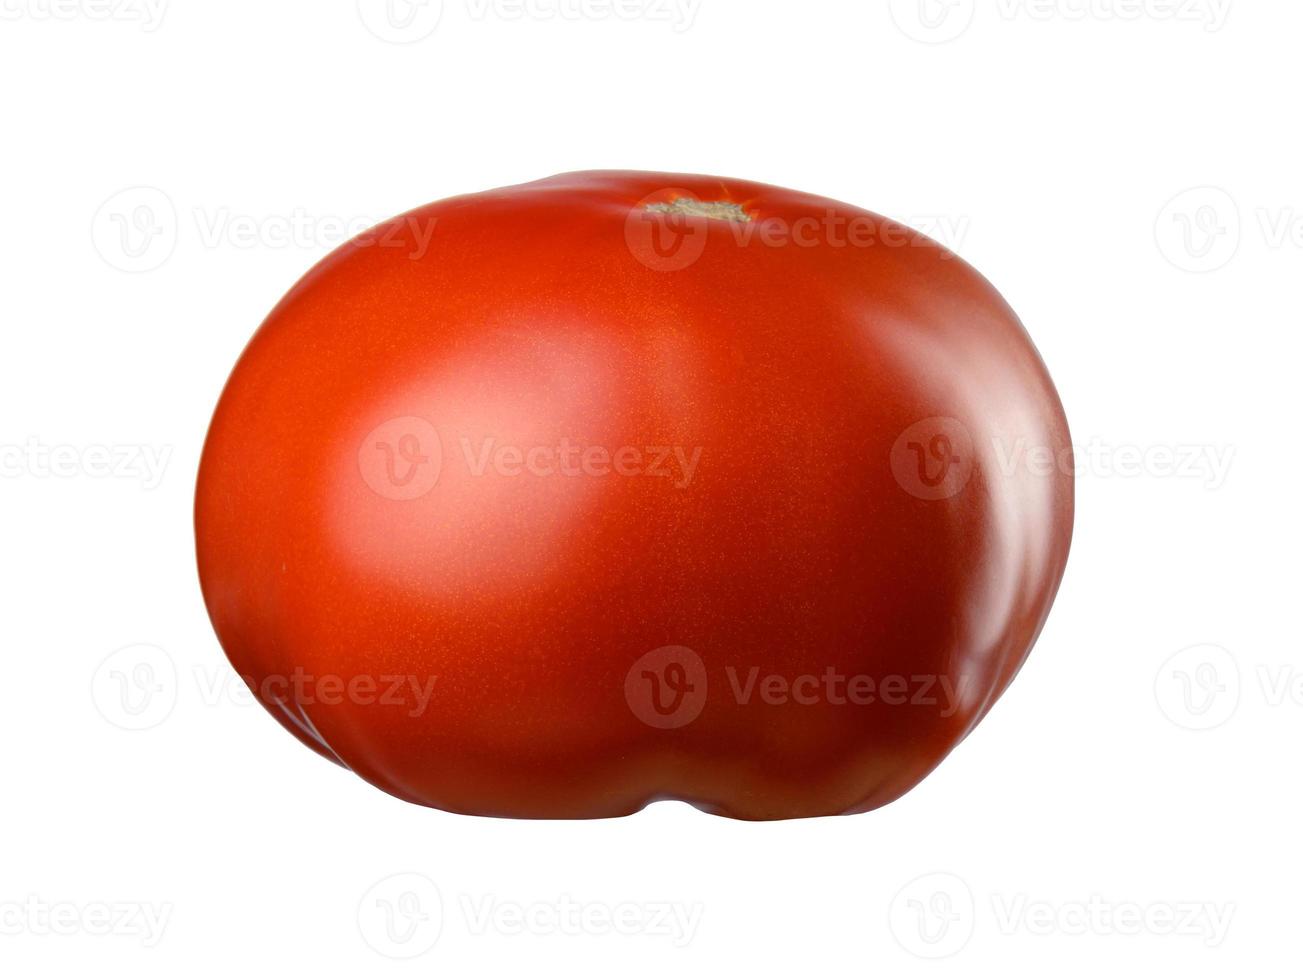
[196,171,1072,820]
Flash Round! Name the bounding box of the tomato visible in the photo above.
[195,171,1072,820]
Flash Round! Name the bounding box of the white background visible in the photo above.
[1,0,1297,976]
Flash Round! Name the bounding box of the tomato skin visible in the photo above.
[195,171,1072,820]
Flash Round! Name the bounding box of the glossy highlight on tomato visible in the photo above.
[195,171,1073,820]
